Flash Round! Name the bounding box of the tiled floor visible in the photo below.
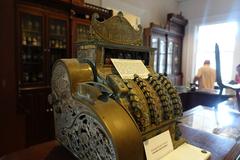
[180,98,240,141]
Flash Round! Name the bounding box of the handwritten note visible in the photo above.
[111,59,150,79]
[143,130,173,160]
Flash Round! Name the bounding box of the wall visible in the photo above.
[179,0,240,20]
[179,0,240,85]
[0,0,26,156]
[87,0,179,28]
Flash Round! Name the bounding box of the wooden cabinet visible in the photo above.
[17,7,45,86]
[16,3,69,146]
[17,4,69,86]
[148,28,166,74]
[167,35,183,84]
[59,0,71,3]
[70,5,112,57]
[18,87,54,146]
[14,1,112,147]
[47,14,69,80]
[71,17,90,57]
[144,14,187,85]
[58,0,84,6]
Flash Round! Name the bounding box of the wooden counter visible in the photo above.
[1,125,239,160]
[180,125,239,160]
[179,88,233,111]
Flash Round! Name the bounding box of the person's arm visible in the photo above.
[236,74,240,83]
[193,76,199,84]
[193,68,202,84]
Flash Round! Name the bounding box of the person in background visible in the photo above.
[235,64,240,84]
[193,60,216,90]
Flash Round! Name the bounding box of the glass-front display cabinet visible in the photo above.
[16,0,112,147]
[144,16,187,85]
[20,13,44,85]
[48,18,68,75]
[17,4,69,146]
[71,18,90,57]
[151,33,166,74]
[169,37,181,75]
[18,8,69,87]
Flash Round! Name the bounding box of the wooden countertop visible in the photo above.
[0,141,76,160]
[180,125,239,160]
[1,125,239,160]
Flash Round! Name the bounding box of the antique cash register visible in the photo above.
[49,12,186,160]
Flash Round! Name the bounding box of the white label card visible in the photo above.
[111,58,150,79]
[143,130,174,160]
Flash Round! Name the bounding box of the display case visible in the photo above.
[144,14,187,85]
[17,3,69,146]
[70,5,113,57]
[47,16,68,76]
[150,31,166,73]
[17,4,69,87]
[165,35,182,84]
[15,0,112,147]
[71,18,90,57]
[19,12,45,85]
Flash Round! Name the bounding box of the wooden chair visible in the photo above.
[215,43,240,110]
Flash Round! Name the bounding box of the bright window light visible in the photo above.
[196,22,238,82]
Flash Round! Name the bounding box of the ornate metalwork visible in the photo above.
[90,12,143,46]
[133,74,162,125]
[156,73,183,117]
[59,112,116,160]
[124,79,151,131]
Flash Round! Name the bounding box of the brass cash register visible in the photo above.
[49,12,184,160]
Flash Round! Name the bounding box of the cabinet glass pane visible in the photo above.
[167,41,173,74]
[168,41,173,53]
[76,24,90,42]
[167,54,172,74]
[48,18,67,68]
[159,40,165,73]
[160,40,165,54]
[21,13,44,84]
[159,54,165,73]
[173,44,180,74]
[151,37,158,72]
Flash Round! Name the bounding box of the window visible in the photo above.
[195,22,238,82]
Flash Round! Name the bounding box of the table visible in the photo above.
[1,125,240,160]
[180,105,240,160]
[180,125,239,160]
[179,88,232,111]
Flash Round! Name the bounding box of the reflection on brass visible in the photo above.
[50,12,184,160]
